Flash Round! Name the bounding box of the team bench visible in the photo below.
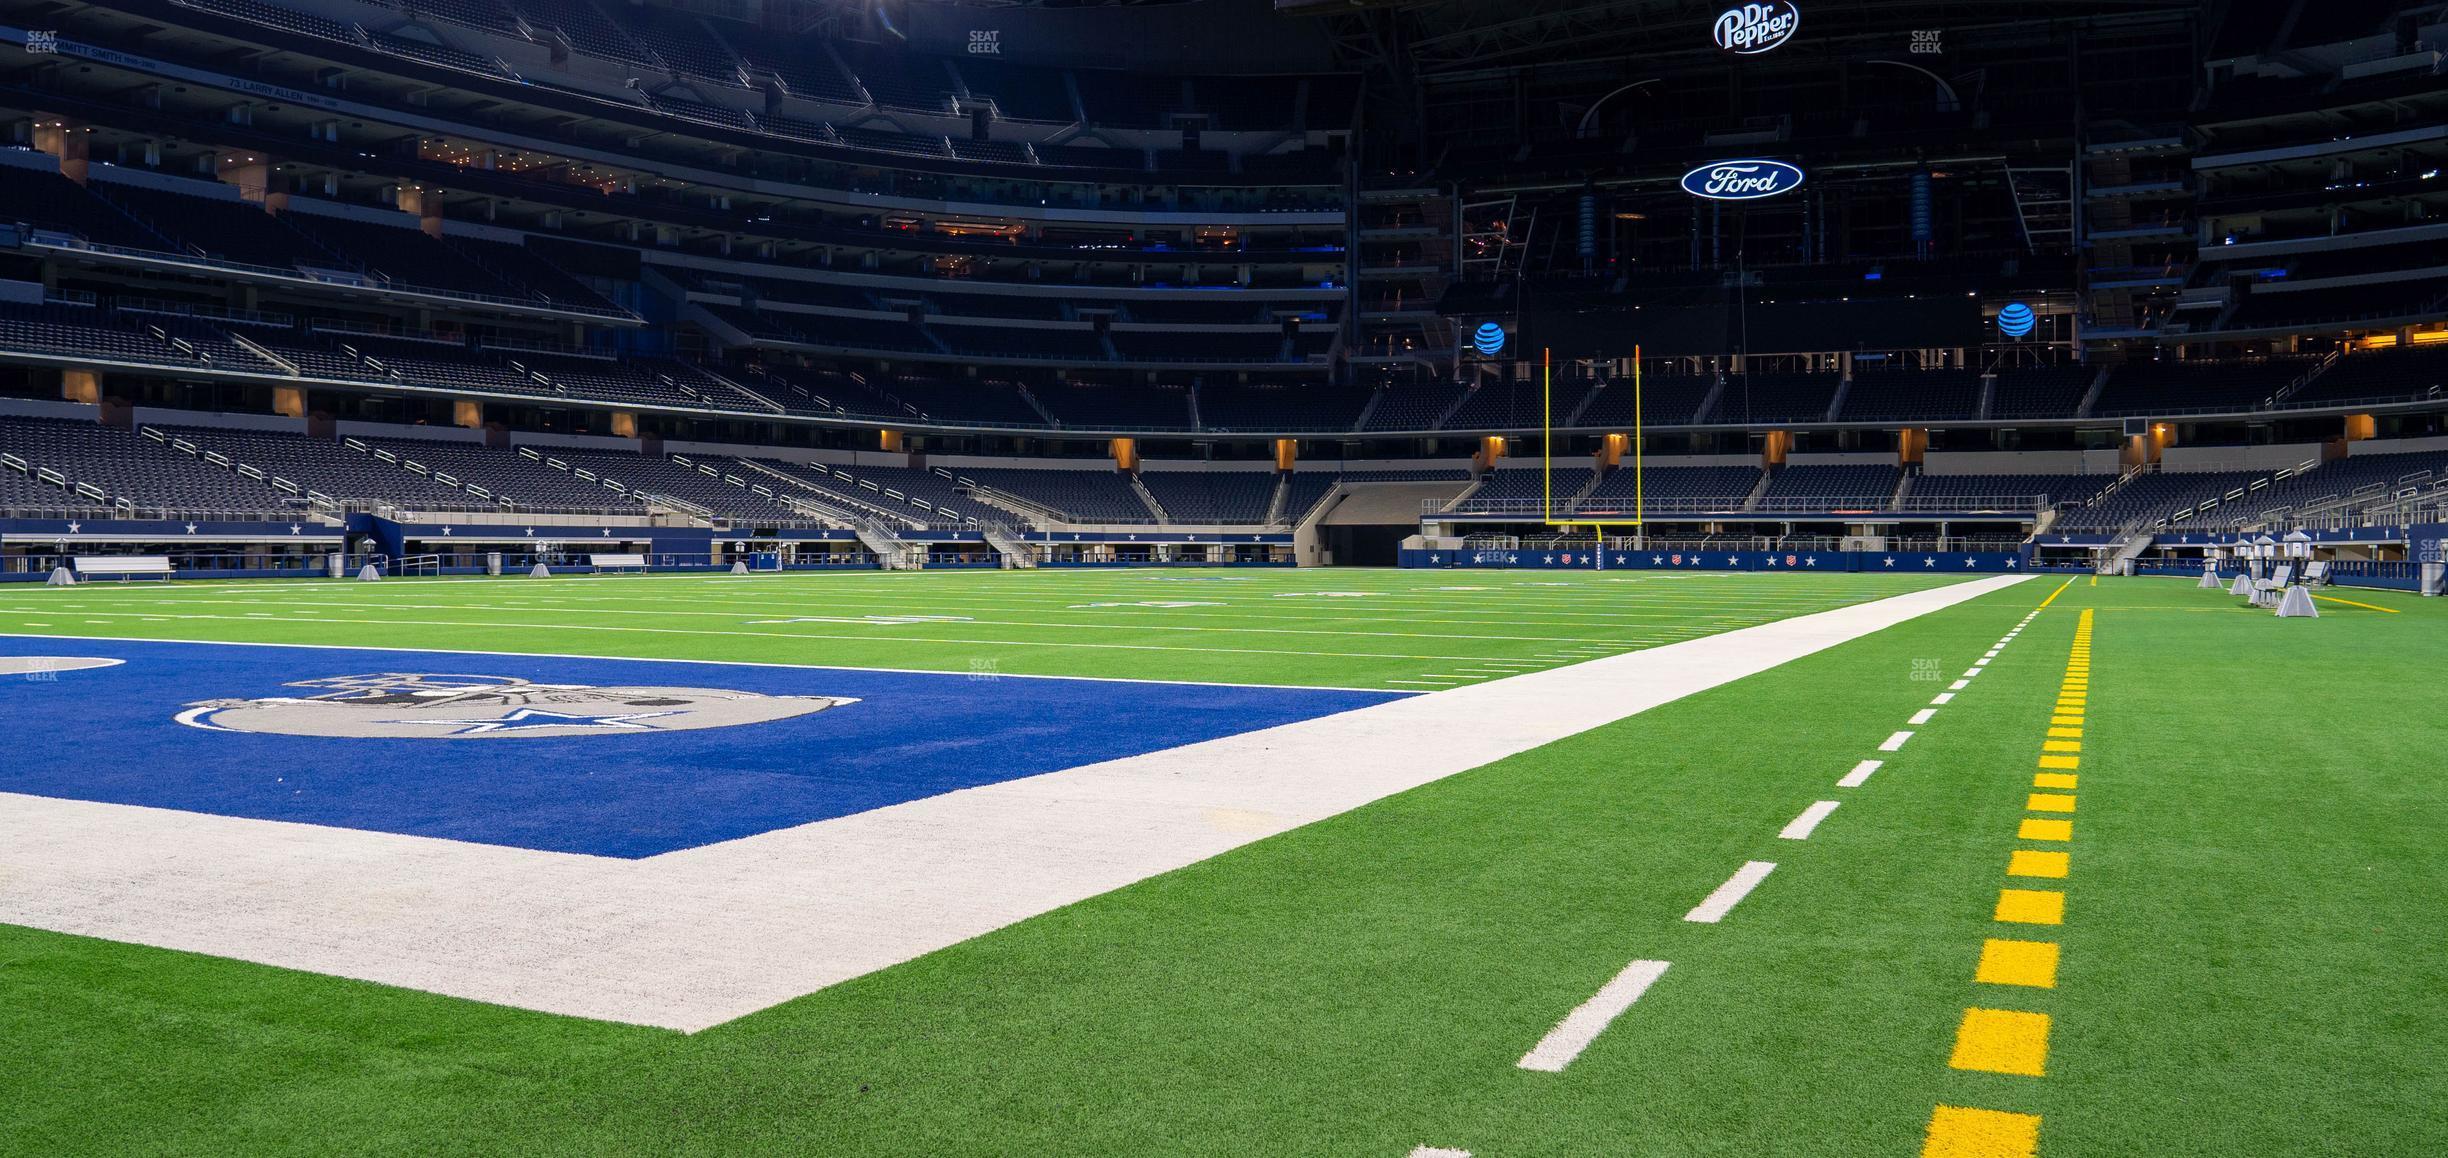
[588,553,649,572]
[74,556,175,581]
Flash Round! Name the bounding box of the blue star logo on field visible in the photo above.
[175,673,857,740]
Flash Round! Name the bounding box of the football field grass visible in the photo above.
[3,573,2443,1156]
[0,567,1968,689]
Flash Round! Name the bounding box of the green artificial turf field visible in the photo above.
[3,573,2443,1156]
[0,567,1968,689]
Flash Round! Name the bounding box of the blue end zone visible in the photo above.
[0,638,1405,858]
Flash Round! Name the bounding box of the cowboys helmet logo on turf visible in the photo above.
[174,673,856,739]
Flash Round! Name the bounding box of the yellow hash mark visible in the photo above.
[2046,727,2083,739]
[1922,1105,2041,1158]
[2018,818,2073,842]
[2042,740,2083,753]
[2007,850,2070,879]
[2027,792,2076,812]
[2033,773,2078,789]
[2313,593,2400,614]
[1995,888,2065,925]
[2037,755,2080,771]
[2036,578,2074,608]
[1949,1008,2051,1076]
[1975,939,2061,989]
[2050,715,2083,727]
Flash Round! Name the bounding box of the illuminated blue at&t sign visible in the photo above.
[1681,160,1806,200]
[1472,322,1506,356]
[1997,302,2036,338]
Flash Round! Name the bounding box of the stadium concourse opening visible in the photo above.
[3,0,2445,1153]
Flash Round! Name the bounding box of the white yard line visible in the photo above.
[1777,801,1842,840]
[1909,708,1937,725]
[1684,861,1778,924]
[0,574,2029,1030]
[1879,730,1915,751]
[1837,759,1883,788]
[1516,959,1672,1073]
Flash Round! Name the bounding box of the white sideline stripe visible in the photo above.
[1777,800,1842,840]
[1837,759,1882,788]
[1684,861,1777,924]
[1930,692,1954,704]
[1908,708,1937,725]
[1962,667,1984,678]
[0,575,2030,1031]
[1516,959,1672,1072]
[1410,1149,1472,1158]
[1879,730,1914,751]
[1973,657,1991,667]
[1984,649,2000,658]
[1949,679,1971,691]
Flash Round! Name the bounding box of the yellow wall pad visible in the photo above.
[1974,938,2061,989]
[2032,772,2078,789]
[1995,888,2065,925]
[2017,818,2073,842]
[2006,850,2070,879]
[1923,1105,2041,1158]
[2037,755,2081,771]
[1948,1008,2052,1076]
[2026,792,2077,812]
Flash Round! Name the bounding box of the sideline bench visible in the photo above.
[74,556,174,581]
[589,553,649,573]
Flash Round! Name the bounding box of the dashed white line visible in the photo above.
[1879,730,1915,751]
[1930,692,1955,705]
[1949,679,1971,691]
[1409,1149,1472,1158]
[1517,959,1672,1073]
[1962,667,1984,678]
[1778,800,1842,840]
[1838,759,1883,788]
[1685,861,1777,923]
[1908,708,1937,725]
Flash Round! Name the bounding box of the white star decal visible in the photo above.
[1652,555,1664,564]
[442,527,453,535]
[524,528,536,536]
[413,708,684,736]
[1804,556,1818,566]
[289,524,302,535]
[1883,557,1896,567]
[1923,556,1937,567]
[67,522,81,533]
[185,524,198,534]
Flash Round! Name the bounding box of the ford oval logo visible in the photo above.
[1712,2,1800,55]
[1471,321,1507,357]
[1681,160,1806,201]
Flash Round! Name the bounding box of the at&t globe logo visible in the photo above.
[1471,322,1507,357]
[1713,2,1800,54]
[1997,302,2037,339]
[1681,160,1807,201]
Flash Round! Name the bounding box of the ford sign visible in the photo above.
[1471,321,1507,357]
[1681,160,1806,201]
[1713,2,1800,55]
